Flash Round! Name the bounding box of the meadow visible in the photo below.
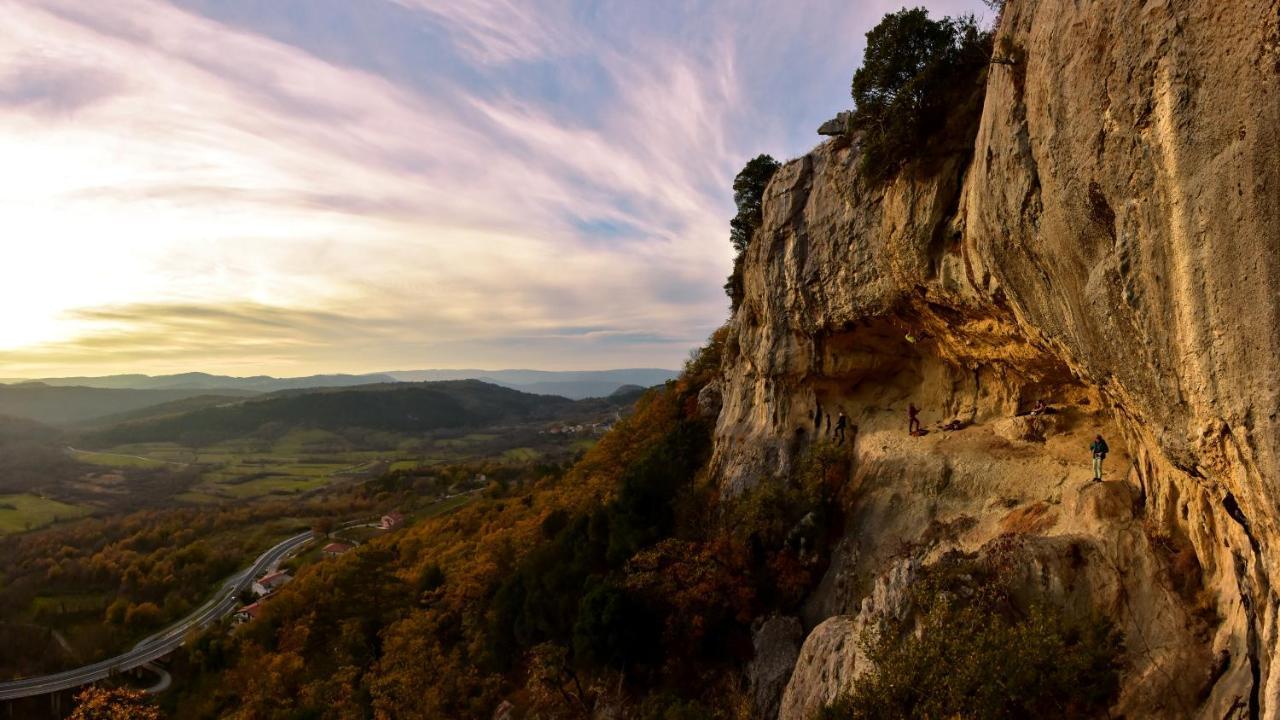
[0,493,93,534]
[79,426,599,504]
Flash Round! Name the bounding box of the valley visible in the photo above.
[0,379,639,534]
[0,377,654,711]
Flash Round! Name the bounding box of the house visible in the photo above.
[379,511,405,530]
[234,601,263,624]
[322,541,353,558]
[251,569,292,597]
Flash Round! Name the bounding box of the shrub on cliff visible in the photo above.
[850,7,993,182]
[725,154,781,310]
[821,554,1124,720]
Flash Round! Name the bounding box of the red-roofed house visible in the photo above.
[322,541,353,558]
[379,511,405,530]
[234,602,263,624]
[252,570,292,597]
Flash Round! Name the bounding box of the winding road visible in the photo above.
[0,529,315,700]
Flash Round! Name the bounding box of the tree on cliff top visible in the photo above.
[725,154,781,311]
[851,7,992,182]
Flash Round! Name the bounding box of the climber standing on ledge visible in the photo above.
[834,411,848,444]
[908,403,921,435]
[1090,434,1109,481]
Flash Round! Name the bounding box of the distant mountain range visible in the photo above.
[0,369,676,426]
[0,372,397,393]
[82,380,641,448]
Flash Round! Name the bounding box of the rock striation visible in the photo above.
[711,1,1280,717]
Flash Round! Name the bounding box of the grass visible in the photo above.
[332,525,383,544]
[502,447,541,462]
[69,449,172,469]
[0,494,94,534]
[273,428,346,455]
[28,592,110,623]
[420,494,473,519]
[175,491,227,505]
[434,433,499,448]
[209,475,330,499]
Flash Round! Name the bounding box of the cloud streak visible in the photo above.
[0,0,992,377]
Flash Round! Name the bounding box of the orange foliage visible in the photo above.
[69,686,163,720]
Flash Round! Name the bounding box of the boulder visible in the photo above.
[992,414,1061,443]
[816,110,853,136]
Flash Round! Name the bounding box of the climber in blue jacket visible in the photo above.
[1090,434,1109,481]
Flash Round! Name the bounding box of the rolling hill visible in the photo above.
[382,368,678,399]
[0,384,261,426]
[0,416,87,495]
[82,380,628,447]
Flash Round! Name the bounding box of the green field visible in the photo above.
[69,449,173,469]
[90,423,582,505]
[420,494,473,519]
[213,475,331,498]
[0,494,93,534]
[501,447,541,462]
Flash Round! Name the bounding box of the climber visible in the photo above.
[908,403,921,435]
[834,412,848,444]
[1090,434,1109,481]
[1030,398,1047,416]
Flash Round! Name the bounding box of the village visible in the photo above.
[233,510,406,624]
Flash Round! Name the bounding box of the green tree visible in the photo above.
[850,7,992,181]
[571,581,657,670]
[725,154,781,310]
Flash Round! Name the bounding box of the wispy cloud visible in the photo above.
[0,0,991,377]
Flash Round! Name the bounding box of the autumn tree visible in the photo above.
[69,686,163,720]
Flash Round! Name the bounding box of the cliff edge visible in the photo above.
[712,1,1280,717]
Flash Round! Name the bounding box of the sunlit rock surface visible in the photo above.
[712,1,1280,717]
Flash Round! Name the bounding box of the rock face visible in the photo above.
[747,616,803,719]
[713,0,1280,717]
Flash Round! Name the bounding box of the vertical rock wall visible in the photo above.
[712,1,1280,716]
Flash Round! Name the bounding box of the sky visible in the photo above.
[0,0,991,378]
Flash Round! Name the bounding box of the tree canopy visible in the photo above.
[725,154,781,310]
[850,7,992,181]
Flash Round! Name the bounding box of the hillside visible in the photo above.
[383,368,678,399]
[71,394,258,430]
[0,416,86,495]
[0,384,260,426]
[82,380,615,447]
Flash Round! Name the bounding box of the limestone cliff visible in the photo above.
[712,1,1280,717]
